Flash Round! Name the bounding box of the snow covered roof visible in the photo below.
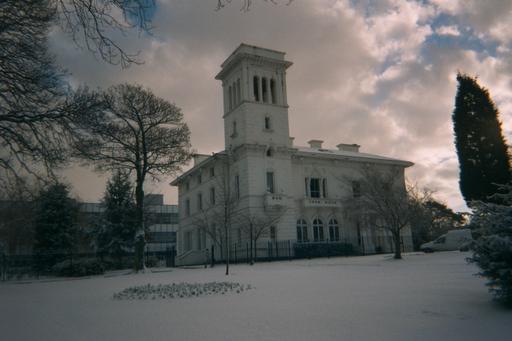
[294,146,414,167]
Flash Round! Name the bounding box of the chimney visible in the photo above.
[308,139,323,149]
[289,137,295,147]
[336,143,360,152]
[193,154,210,166]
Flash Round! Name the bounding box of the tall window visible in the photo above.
[197,193,203,211]
[185,231,192,251]
[253,76,260,101]
[228,86,232,110]
[310,178,320,198]
[322,178,328,198]
[232,121,237,137]
[196,229,202,250]
[210,187,216,205]
[270,78,276,104]
[328,218,340,241]
[352,181,361,198]
[270,225,276,241]
[236,78,241,104]
[262,77,268,102]
[313,218,324,242]
[264,116,271,130]
[235,175,240,199]
[266,171,275,193]
[197,173,202,184]
[185,199,190,217]
[296,219,308,242]
[209,167,215,178]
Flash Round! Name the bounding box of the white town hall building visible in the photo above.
[171,44,414,265]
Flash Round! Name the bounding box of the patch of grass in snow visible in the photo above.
[113,282,252,300]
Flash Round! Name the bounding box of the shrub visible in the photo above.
[294,242,355,259]
[468,184,512,305]
[51,258,105,277]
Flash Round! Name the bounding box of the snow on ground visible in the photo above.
[1,252,511,341]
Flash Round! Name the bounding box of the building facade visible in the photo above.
[171,44,414,265]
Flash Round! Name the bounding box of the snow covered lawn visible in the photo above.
[1,252,511,341]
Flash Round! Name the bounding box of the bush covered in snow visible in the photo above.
[113,282,252,300]
[469,184,512,305]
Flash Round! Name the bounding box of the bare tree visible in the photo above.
[187,153,246,275]
[73,84,192,270]
[0,0,144,186]
[54,0,155,67]
[345,166,420,259]
[0,0,69,182]
[237,207,286,265]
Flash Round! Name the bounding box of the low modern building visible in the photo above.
[171,44,414,265]
[78,194,178,254]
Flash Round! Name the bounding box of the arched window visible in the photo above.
[232,82,237,107]
[296,219,308,242]
[313,218,324,242]
[270,78,276,104]
[253,76,260,101]
[228,86,233,110]
[262,77,268,102]
[236,78,241,104]
[328,218,340,242]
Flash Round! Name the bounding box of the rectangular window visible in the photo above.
[185,231,192,251]
[235,175,240,199]
[352,181,361,198]
[198,173,202,184]
[209,167,215,178]
[310,178,320,198]
[185,199,190,217]
[266,171,275,193]
[185,182,190,191]
[322,178,327,198]
[197,193,203,211]
[232,121,237,137]
[270,226,276,241]
[196,229,202,250]
[210,187,216,205]
[264,116,271,130]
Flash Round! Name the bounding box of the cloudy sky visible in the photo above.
[52,0,512,212]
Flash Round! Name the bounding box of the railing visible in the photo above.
[302,197,341,207]
[264,193,286,207]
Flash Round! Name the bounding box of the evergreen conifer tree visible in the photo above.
[33,183,78,270]
[452,73,511,205]
[96,171,137,267]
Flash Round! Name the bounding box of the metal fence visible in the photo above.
[228,240,359,264]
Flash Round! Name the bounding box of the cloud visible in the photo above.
[435,25,460,36]
[50,0,512,212]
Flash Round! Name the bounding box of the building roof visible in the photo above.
[294,146,414,167]
[215,43,292,80]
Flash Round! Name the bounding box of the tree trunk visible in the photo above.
[392,230,402,260]
[134,177,145,271]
